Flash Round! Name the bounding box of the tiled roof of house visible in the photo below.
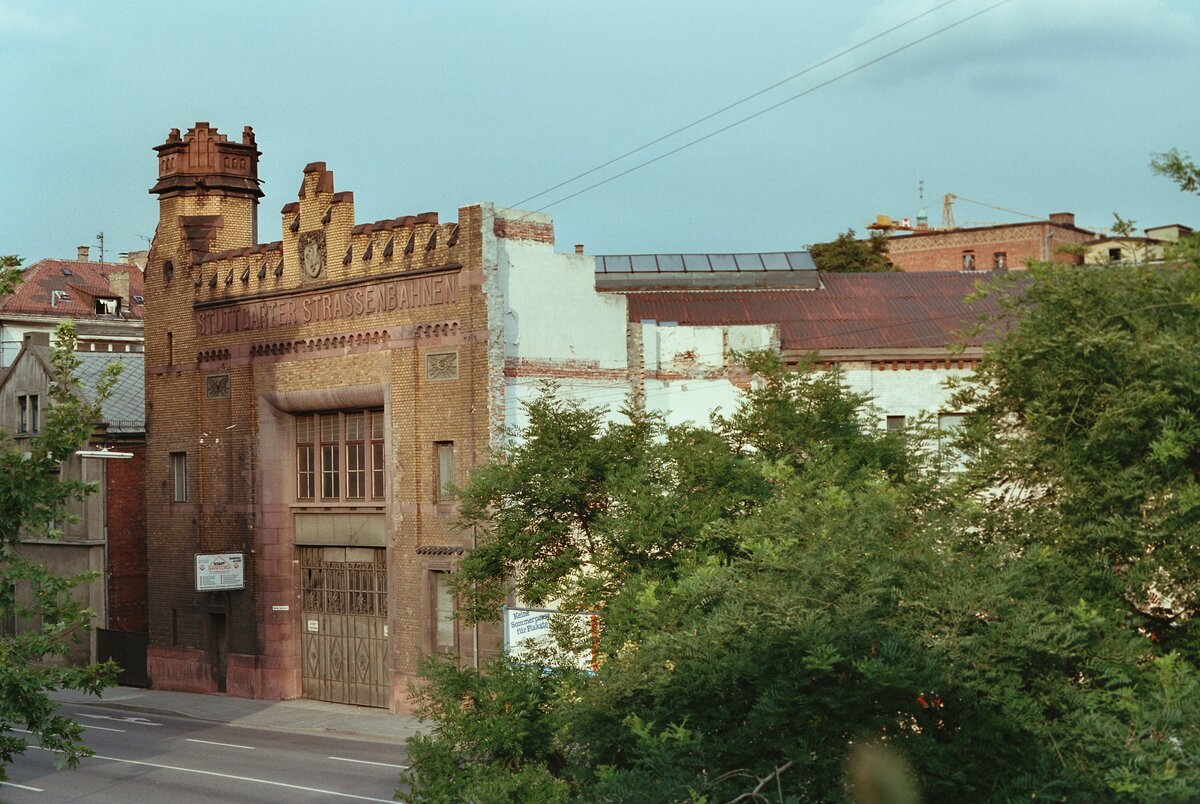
[621,271,1010,351]
[75,352,144,433]
[0,259,145,320]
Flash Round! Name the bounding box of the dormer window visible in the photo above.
[95,297,121,316]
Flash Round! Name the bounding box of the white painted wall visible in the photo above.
[1,322,50,367]
[641,323,776,427]
[486,209,966,437]
[494,209,632,436]
[837,364,971,426]
[496,215,627,368]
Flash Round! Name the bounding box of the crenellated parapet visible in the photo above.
[188,161,463,303]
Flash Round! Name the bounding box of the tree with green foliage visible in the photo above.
[450,395,771,624]
[1151,148,1200,195]
[402,353,1200,802]
[0,255,21,297]
[809,228,896,273]
[0,272,120,780]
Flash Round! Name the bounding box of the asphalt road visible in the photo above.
[2,704,410,803]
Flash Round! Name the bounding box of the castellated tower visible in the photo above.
[146,123,262,371]
[143,123,265,696]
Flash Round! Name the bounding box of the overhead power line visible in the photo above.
[510,0,964,209]
[511,0,1015,219]
[953,195,1046,222]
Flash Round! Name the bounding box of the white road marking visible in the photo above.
[90,754,395,802]
[1,781,44,792]
[328,756,409,770]
[186,738,256,750]
[80,723,126,733]
[74,712,161,726]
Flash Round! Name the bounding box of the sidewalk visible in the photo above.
[51,685,428,744]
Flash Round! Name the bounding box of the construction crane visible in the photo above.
[868,180,957,233]
[867,192,1042,234]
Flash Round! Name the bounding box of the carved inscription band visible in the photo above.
[196,271,460,336]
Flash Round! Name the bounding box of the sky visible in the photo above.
[2,0,1199,263]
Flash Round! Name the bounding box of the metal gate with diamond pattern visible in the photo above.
[300,547,388,708]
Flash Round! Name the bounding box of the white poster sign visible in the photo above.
[195,553,245,591]
[503,606,600,671]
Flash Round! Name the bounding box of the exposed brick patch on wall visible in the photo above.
[493,217,554,244]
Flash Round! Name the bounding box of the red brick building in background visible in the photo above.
[885,212,1094,272]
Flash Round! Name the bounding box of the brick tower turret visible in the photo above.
[143,123,263,694]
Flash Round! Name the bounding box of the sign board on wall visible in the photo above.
[195,553,245,591]
[503,606,600,672]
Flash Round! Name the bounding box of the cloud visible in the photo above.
[837,0,1198,88]
[0,2,56,37]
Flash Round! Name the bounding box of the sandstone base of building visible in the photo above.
[146,645,217,694]
[148,646,300,700]
[391,671,422,715]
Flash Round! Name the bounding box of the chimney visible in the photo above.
[108,270,131,311]
[574,244,585,255]
[24,331,50,348]
[1048,212,1075,227]
[77,246,90,262]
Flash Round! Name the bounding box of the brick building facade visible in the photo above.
[143,123,516,710]
[886,213,1093,272]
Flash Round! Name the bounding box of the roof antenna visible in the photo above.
[95,231,105,262]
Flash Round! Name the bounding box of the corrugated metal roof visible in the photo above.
[622,271,1009,351]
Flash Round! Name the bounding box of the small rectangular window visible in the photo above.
[320,414,340,499]
[993,252,1007,271]
[436,441,454,502]
[17,395,38,434]
[962,250,976,271]
[170,452,187,502]
[432,571,456,653]
[1109,247,1122,263]
[345,413,365,500]
[95,297,120,316]
[370,411,385,500]
[886,415,906,432]
[296,416,315,500]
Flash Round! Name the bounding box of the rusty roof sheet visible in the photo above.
[622,271,1009,351]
